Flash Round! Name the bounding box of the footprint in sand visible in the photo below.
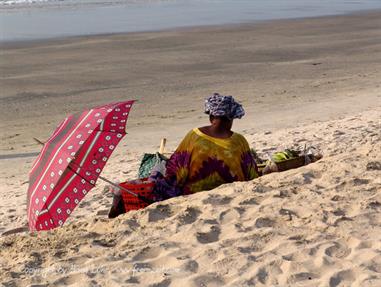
[183,259,199,273]
[148,278,171,287]
[366,161,381,171]
[125,277,140,284]
[176,206,201,225]
[53,249,67,259]
[92,238,117,248]
[352,178,370,185]
[196,226,221,244]
[237,235,265,253]
[159,241,179,250]
[53,273,88,286]
[24,251,43,270]
[133,246,162,261]
[238,245,260,254]
[333,130,346,137]
[288,272,319,284]
[193,273,225,287]
[234,223,252,233]
[333,216,353,226]
[255,217,275,228]
[148,204,173,222]
[329,269,355,287]
[256,267,269,284]
[133,262,152,271]
[203,219,219,225]
[218,208,240,224]
[302,172,315,184]
[367,201,381,210]
[252,184,271,194]
[325,242,351,259]
[332,209,346,216]
[89,279,103,287]
[356,240,373,249]
[122,218,140,230]
[331,195,345,202]
[96,209,109,216]
[238,197,258,205]
[202,194,232,205]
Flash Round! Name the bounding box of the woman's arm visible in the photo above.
[153,131,194,200]
[240,137,259,180]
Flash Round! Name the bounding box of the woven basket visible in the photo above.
[120,179,155,212]
[275,156,306,171]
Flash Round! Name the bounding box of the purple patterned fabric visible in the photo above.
[205,93,245,119]
[191,157,238,183]
[152,151,191,201]
[166,151,191,180]
[240,151,259,180]
[151,129,259,201]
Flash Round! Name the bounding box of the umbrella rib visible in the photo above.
[30,118,68,174]
[97,175,137,197]
[39,164,96,215]
[68,164,96,187]
[68,163,153,204]
[29,101,138,230]
[45,126,104,212]
[28,110,94,217]
[40,121,104,215]
[39,169,82,215]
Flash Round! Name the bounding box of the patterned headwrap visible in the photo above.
[204,93,245,119]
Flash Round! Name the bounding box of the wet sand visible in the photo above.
[1,11,380,156]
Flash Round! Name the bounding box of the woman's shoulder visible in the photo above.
[232,132,251,148]
[232,131,248,141]
[179,129,200,144]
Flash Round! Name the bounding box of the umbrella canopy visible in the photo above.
[27,100,134,231]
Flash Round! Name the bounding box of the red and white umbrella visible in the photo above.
[27,100,136,231]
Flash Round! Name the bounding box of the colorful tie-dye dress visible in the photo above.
[153,128,258,200]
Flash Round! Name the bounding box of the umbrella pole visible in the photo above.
[98,176,154,204]
[67,163,154,205]
[98,175,138,197]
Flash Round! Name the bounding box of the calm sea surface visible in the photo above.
[1,0,381,42]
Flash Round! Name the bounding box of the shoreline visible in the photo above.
[1,9,381,46]
[0,1,381,43]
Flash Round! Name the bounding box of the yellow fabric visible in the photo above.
[165,128,258,194]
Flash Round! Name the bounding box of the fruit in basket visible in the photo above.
[271,149,300,163]
[284,149,300,158]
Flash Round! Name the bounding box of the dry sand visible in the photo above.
[1,109,380,287]
[0,11,381,287]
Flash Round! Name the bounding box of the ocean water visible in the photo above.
[1,0,381,42]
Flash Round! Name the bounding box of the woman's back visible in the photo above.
[165,128,258,195]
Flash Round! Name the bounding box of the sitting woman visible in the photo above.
[153,93,259,201]
[109,93,258,218]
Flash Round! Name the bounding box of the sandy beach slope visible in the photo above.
[0,108,380,287]
[0,11,380,287]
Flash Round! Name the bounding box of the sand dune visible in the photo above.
[1,108,380,287]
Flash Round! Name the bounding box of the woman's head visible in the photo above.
[204,93,244,132]
[204,93,245,131]
[204,93,245,119]
[209,115,233,131]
